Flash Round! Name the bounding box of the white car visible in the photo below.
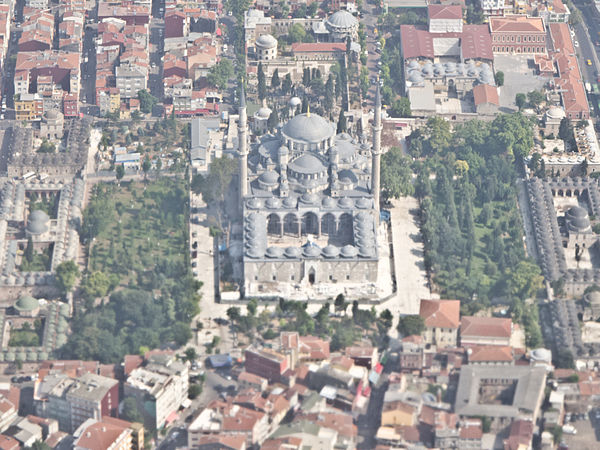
[575,41,579,47]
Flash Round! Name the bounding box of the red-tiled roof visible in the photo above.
[468,345,513,362]
[291,42,346,53]
[461,316,512,339]
[460,420,483,439]
[193,435,247,449]
[489,16,545,33]
[0,435,18,450]
[504,419,534,450]
[420,299,460,329]
[400,24,492,60]
[428,4,463,20]
[473,84,499,106]
[74,421,130,450]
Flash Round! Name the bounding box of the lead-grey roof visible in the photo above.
[281,113,334,144]
[256,33,277,49]
[289,153,327,175]
[326,10,358,28]
[454,365,547,419]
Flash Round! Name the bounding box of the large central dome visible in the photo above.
[282,112,335,144]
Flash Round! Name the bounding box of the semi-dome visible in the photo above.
[259,170,279,185]
[15,295,38,312]
[300,192,320,204]
[289,153,327,175]
[282,112,334,144]
[247,198,263,209]
[326,10,358,28]
[547,106,566,120]
[27,209,50,235]
[256,34,277,49]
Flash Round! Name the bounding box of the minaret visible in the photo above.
[238,84,248,207]
[372,84,382,216]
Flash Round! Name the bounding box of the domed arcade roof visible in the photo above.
[282,112,334,144]
[547,106,566,120]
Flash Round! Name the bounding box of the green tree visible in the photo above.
[191,156,237,214]
[247,298,258,316]
[121,397,143,423]
[389,97,411,118]
[324,75,335,114]
[207,59,234,90]
[116,165,125,183]
[267,108,279,131]
[515,93,526,110]
[189,383,202,399]
[257,62,267,101]
[172,322,192,346]
[184,347,197,362]
[334,293,347,314]
[397,315,425,337]
[336,109,347,134]
[55,260,79,295]
[380,309,393,330]
[381,146,415,198]
[137,90,158,114]
[302,68,311,87]
[82,271,111,300]
[494,71,504,87]
[527,90,544,109]
[227,306,241,323]
[271,69,280,90]
[282,73,292,95]
[142,156,151,180]
[288,23,306,43]
[24,236,34,263]
[504,260,543,299]
[38,139,56,153]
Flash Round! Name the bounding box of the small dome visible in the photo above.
[44,109,62,121]
[27,209,50,235]
[256,34,277,49]
[358,245,376,258]
[283,197,297,208]
[547,106,566,120]
[300,192,319,204]
[255,106,272,119]
[355,198,371,209]
[259,171,279,185]
[15,295,38,312]
[322,197,336,208]
[322,245,340,258]
[247,198,263,209]
[266,197,282,209]
[530,348,552,362]
[326,10,358,29]
[586,291,600,305]
[303,245,321,258]
[284,247,301,258]
[282,112,334,144]
[338,197,354,208]
[289,97,302,107]
[246,246,263,258]
[266,247,285,258]
[340,245,358,258]
[568,205,588,218]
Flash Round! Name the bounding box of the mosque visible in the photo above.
[236,86,385,300]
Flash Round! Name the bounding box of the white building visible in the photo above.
[124,360,189,430]
[480,0,505,16]
[115,64,148,99]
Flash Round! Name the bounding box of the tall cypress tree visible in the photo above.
[258,63,267,101]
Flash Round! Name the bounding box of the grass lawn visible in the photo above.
[88,178,188,289]
[19,246,52,272]
[9,321,43,347]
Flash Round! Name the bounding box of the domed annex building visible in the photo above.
[237,86,384,300]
